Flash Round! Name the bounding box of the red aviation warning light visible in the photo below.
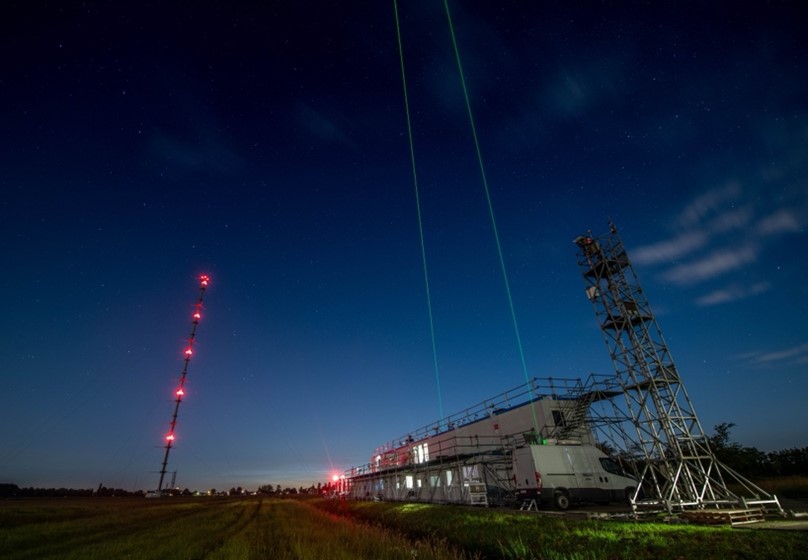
[156,274,211,493]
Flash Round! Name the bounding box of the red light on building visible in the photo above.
[200,275,210,287]
[166,434,175,441]
[185,348,193,357]
[176,389,184,396]
[193,312,201,321]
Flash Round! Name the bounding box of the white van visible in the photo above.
[512,443,637,510]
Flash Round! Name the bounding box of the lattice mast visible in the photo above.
[157,274,210,492]
[573,226,776,512]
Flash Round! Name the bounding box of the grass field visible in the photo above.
[0,496,473,560]
[313,498,808,560]
[1,495,806,559]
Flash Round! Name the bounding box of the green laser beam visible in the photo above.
[394,0,444,424]
[443,0,540,435]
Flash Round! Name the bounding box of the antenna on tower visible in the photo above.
[156,274,210,493]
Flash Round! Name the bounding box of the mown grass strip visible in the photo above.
[0,497,477,560]
[312,498,808,560]
[0,497,253,560]
[207,498,476,560]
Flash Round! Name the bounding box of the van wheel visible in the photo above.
[553,491,570,511]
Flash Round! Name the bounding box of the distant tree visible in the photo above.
[709,422,768,478]
[0,483,20,497]
[276,484,282,494]
[768,447,808,476]
[595,441,616,456]
[708,422,736,451]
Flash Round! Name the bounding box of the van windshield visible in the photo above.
[599,457,624,476]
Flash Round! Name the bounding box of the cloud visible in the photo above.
[424,3,515,116]
[545,58,627,119]
[631,231,708,265]
[754,343,808,364]
[632,176,806,293]
[295,102,356,149]
[695,282,770,307]
[151,132,244,175]
[735,343,808,369]
[662,243,758,285]
[549,71,591,116]
[493,55,629,148]
[755,208,802,236]
[677,182,741,228]
[708,206,754,234]
[147,88,245,175]
[632,184,749,267]
[626,102,807,302]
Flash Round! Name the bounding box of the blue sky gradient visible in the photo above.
[1,1,806,492]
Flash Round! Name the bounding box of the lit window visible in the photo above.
[413,443,430,464]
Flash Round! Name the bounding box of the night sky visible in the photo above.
[2,1,806,492]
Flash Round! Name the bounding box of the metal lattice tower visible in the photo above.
[573,225,780,513]
[156,274,210,492]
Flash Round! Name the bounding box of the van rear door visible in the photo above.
[512,446,541,498]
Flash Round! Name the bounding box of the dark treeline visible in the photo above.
[0,484,144,498]
[0,483,337,499]
[709,423,808,478]
[256,482,336,496]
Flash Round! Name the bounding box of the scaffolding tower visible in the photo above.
[573,225,780,513]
